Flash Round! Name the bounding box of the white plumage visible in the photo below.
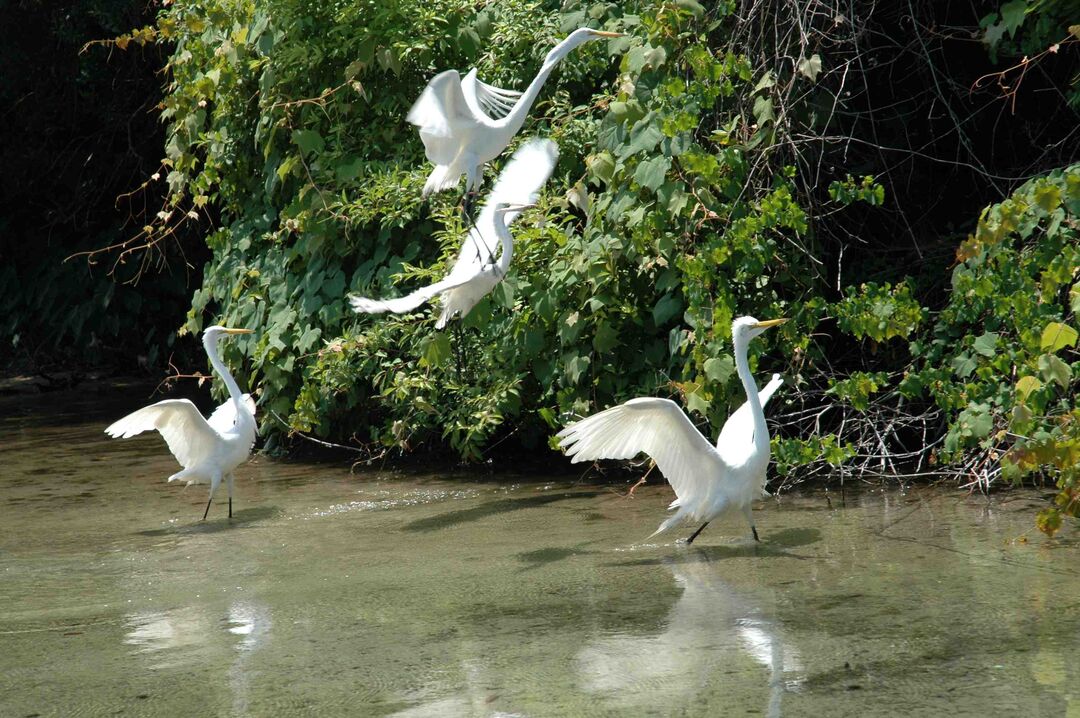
[350,138,558,327]
[558,317,788,543]
[407,28,622,197]
[105,326,257,519]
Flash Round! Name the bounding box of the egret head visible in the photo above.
[732,316,788,344]
[493,202,535,215]
[204,325,254,342]
[553,28,625,58]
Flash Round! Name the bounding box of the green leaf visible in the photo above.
[653,293,683,326]
[621,117,663,158]
[593,321,620,353]
[972,331,999,357]
[1040,322,1078,352]
[1016,375,1041,402]
[634,155,670,191]
[1000,0,1027,37]
[292,129,324,156]
[563,352,591,384]
[686,386,710,416]
[1069,282,1080,315]
[419,332,452,368]
[797,54,822,82]
[703,356,734,383]
[335,157,364,182]
[951,352,977,378]
[1038,354,1071,388]
[752,95,774,126]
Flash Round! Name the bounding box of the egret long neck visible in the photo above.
[493,213,514,276]
[733,335,768,448]
[501,34,591,132]
[203,333,244,406]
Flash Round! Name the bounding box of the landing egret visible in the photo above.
[408,28,622,201]
[558,317,789,544]
[105,326,257,520]
[350,138,557,327]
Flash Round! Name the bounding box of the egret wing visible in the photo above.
[461,68,522,120]
[558,397,726,504]
[716,373,783,450]
[350,273,478,315]
[407,70,470,165]
[206,394,257,434]
[105,399,220,470]
[449,138,560,276]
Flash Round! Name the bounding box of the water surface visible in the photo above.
[2,385,1078,716]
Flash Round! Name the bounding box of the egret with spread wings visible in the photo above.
[558,317,788,544]
[408,27,621,203]
[105,326,257,520]
[350,138,557,328]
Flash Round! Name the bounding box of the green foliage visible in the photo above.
[834,282,925,343]
[827,175,885,206]
[908,164,1080,533]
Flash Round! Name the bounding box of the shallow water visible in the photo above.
[2,385,1079,717]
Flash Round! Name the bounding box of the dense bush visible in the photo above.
[82,0,1079,530]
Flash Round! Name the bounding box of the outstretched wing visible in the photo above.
[105,399,221,470]
[407,70,470,165]
[716,373,783,450]
[450,138,560,277]
[349,274,477,316]
[557,397,726,505]
[206,394,257,434]
[461,68,523,120]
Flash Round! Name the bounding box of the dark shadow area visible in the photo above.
[402,490,600,533]
[607,527,823,567]
[515,542,602,571]
[135,505,281,535]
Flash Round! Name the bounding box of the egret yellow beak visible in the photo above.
[592,31,625,38]
[496,203,536,213]
[222,328,254,335]
[753,318,789,329]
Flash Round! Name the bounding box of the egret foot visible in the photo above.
[685,522,710,545]
[751,525,760,542]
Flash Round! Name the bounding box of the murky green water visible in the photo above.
[2,386,1079,717]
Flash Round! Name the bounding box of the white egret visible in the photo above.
[105,326,257,520]
[408,28,622,201]
[558,317,788,544]
[350,138,557,327]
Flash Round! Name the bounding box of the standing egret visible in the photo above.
[105,326,257,520]
[558,317,789,544]
[408,28,622,204]
[350,138,557,328]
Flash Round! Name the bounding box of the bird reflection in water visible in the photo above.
[124,600,271,712]
[577,553,802,717]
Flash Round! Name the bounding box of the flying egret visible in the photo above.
[105,326,257,520]
[558,317,789,544]
[350,138,558,328]
[408,27,622,204]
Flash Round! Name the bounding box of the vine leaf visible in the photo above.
[1040,322,1078,353]
[797,54,822,82]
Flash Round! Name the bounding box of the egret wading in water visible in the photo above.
[350,138,557,333]
[558,317,788,544]
[408,27,622,212]
[105,326,257,520]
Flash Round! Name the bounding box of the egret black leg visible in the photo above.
[453,323,465,379]
[462,191,478,220]
[202,495,213,521]
[752,525,760,542]
[229,495,233,519]
[686,522,710,545]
